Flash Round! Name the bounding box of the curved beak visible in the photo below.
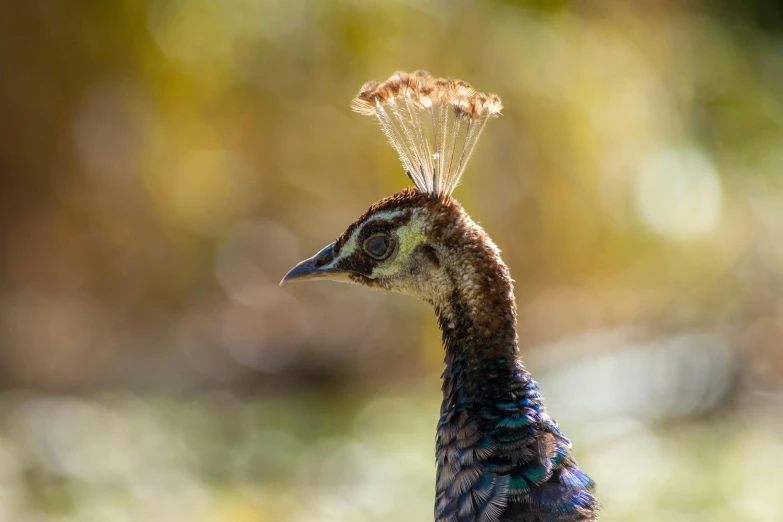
[280,242,350,285]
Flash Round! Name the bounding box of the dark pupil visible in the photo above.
[366,234,390,258]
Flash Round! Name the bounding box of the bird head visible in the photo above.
[281,188,478,304]
[280,71,502,306]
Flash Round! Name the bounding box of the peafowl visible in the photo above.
[282,71,599,522]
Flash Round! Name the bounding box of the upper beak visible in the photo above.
[280,242,350,285]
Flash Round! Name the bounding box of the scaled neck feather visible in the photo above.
[429,210,521,403]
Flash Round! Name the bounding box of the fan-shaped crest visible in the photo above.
[351,71,502,198]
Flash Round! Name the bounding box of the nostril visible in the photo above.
[314,243,337,267]
[315,253,333,267]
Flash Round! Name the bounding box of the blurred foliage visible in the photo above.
[0,0,782,520]
[0,393,781,522]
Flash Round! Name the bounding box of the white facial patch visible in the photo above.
[370,213,427,277]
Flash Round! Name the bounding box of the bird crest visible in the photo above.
[351,70,503,198]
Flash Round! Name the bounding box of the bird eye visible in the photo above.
[363,233,393,260]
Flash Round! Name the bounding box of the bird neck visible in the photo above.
[434,237,521,405]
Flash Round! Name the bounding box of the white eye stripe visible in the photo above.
[362,209,405,226]
[337,209,407,259]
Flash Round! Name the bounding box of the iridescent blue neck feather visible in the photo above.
[432,213,598,522]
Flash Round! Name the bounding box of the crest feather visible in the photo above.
[351,70,502,197]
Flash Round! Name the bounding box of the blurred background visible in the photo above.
[1,1,782,521]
